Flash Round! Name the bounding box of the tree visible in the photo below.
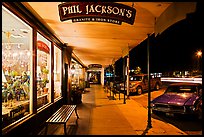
[134,66,142,74]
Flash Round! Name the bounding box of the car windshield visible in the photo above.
[165,85,197,94]
[130,76,143,81]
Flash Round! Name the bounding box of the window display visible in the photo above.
[37,33,51,109]
[70,59,85,104]
[54,45,62,100]
[2,5,33,128]
[2,4,63,131]
[71,59,85,90]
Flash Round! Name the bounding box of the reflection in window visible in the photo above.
[54,45,62,100]
[37,33,51,109]
[2,5,33,128]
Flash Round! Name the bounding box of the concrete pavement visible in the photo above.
[76,84,187,135]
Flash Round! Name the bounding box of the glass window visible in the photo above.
[54,45,62,100]
[71,59,84,90]
[36,32,51,109]
[2,5,33,128]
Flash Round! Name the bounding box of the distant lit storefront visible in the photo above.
[87,64,104,85]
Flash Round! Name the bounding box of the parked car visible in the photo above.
[119,74,162,95]
[151,83,202,119]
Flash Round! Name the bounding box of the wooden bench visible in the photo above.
[45,105,79,135]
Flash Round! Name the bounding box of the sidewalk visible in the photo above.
[39,84,187,135]
[76,84,187,135]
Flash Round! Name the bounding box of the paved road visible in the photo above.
[130,88,202,135]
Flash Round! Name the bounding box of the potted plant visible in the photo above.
[42,67,49,75]
[41,67,49,93]
[42,78,49,93]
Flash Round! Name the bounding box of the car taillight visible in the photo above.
[150,103,155,108]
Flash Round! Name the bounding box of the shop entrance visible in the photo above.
[88,71,101,84]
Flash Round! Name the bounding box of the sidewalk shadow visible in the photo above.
[141,126,152,135]
[82,89,90,94]
[67,124,78,135]
[94,102,124,108]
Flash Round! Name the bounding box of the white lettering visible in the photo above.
[86,5,89,14]
[95,5,101,13]
[68,6,73,14]
[119,9,125,16]
[73,5,76,13]
[107,6,112,14]
[126,10,132,18]
[101,6,106,14]
[112,7,119,15]
[62,5,82,15]
[62,7,68,15]
[89,5,95,13]
[76,5,82,13]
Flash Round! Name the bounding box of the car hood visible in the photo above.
[152,93,197,106]
[130,81,141,83]
[120,81,141,87]
[130,81,141,85]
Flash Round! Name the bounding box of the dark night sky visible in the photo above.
[114,2,202,77]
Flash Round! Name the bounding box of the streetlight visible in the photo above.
[196,50,202,71]
[196,50,202,58]
[147,33,152,129]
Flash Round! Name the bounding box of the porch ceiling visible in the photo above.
[23,2,172,67]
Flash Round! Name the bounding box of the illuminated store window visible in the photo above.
[2,6,33,128]
[54,45,62,100]
[37,32,51,109]
[71,59,85,90]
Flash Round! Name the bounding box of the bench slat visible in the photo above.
[48,107,63,122]
[47,105,75,123]
[47,105,67,122]
[53,106,71,122]
[58,106,74,122]
[46,105,76,123]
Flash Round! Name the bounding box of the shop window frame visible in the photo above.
[2,3,64,131]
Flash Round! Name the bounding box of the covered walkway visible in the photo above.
[38,84,186,135]
[2,2,201,135]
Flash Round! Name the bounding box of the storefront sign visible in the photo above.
[58,2,136,25]
[88,64,102,68]
[37,40,50,54]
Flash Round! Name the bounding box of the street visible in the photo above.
[130,88,202,135]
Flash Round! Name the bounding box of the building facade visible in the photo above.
[2,2,85,135]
